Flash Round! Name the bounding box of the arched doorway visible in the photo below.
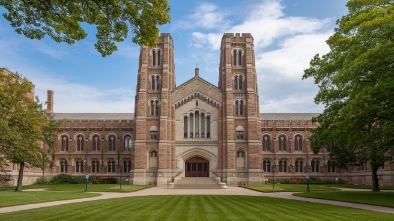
[185,157,209,177]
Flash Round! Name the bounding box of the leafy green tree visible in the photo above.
[0,0,171,56]
[303,0,394,191]
[0,68,59,191]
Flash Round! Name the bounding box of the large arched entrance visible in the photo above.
[185,157,209,177]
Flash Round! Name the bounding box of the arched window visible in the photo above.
[207,116,211,138]
[201,113,205,138]
[237,150,245,157]
[279,159,287,172]
[195,111,200,138]
[91,160,100,173]
[124,160,132,173]
[263,160,271,172]
[77,135,84,151]
[311,159,320,172]
[124,135,132,151]
[60,159,68,173]
[151,151,157,157]
[295,135,303,151]
[75,160,83,173]
[61,135,68,151]
[152,48,161,66]
[151,75,161,90]
[150,126,158,140]
[236,126,244,140]
[92,135,100,151]
[183,116,188,138]
[232,48,243,66]
[327,160,336,173]
[233,74,243,90]
[278,135,286,151]
[107,160,115,173]
[295,160,303,173]
[235,99,244,116]
[150,99,160,116]
[262,135,270,151]
[108,135,116,151]
[189,113,194,138]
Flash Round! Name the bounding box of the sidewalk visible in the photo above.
[1,187,394,214]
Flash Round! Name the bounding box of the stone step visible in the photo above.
[173,177,225,189]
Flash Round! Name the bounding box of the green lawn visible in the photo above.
[244,184,339,192]
[0,195,392,221]
[324,184,394,190]
[294,191,394,208]
[1,184,151,192]
[0,191,100,208]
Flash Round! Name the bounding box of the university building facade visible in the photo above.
[8,33,393,186]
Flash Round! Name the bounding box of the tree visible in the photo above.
[303,0,394,191]
[0,0,171,56]
[0,68,59,191]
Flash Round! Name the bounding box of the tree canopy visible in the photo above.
[0,68,59,191]
[303,0,394,191]
[0,0,171,56]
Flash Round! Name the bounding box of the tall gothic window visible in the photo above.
[152,48,162,66]
[279,160,287,172]
[195,111,200,138]
[262,135,270,151]
[235,100,244,116]
[236,126,244,140]
[150,100,160,116]
[108,160,115,173]
[124,135,132,151]
[295,135,303,151]
[328,160,336,173]
[295,160,303,173]
[184,116,188,138]
[263,160,271,172]
[150,126,158,140]
[237,150,245,157]
[233,48,243,66]
[201,113,205,138]
[234,75,243,90]
[151,75,161,90]
[206,116,211,138]
[189,113,194,138]
[92,135,100,151]
[108,135,116,151]
[124,160,132,173]
[75,160,83,173]
[92,160,100,173]
[311,159,320,172]
[61,135,68,151]
[60,159,68,173]
[278,135,286,151]
[77,135,84,151]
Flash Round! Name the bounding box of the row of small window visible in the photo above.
[60,135,132,152]
[262,160,337,173]
[262,135,305,151]
[183,112,211,138]
[59,159,132,173]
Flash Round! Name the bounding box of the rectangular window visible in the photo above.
[150,131,158,140]
[236,131,244,139]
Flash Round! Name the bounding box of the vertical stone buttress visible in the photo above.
[132,33,175,186]
[219,33,263,185]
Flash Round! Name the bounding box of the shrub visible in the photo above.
[91,176,117,184]
[0,172,12,187]
[34,177,52,185]
[52,174,85,184]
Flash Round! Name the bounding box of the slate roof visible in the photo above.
[53,113,134,120]
[260,113,320,120]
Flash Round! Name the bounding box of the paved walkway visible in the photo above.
[1,187,394,214]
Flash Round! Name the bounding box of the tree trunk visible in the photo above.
[15,162,25,192]
[371,166,380,192]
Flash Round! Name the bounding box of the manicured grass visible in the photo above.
[0,195,392,220]
[244,184,339,192]
[294,191,394,208]
[0,191,100,208]
[1,184,151,192]
[324,184,394,190]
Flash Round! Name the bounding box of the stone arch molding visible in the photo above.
[178,148,217,162]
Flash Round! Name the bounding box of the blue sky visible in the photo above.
[0,0,348,113]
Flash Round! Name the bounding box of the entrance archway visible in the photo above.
[185,157,209,177]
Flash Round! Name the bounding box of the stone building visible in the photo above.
[5,33,393,187]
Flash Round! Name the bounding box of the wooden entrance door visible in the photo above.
[185,157,209,177]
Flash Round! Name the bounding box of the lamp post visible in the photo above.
[84,148,89,192]
[306,139,310,192]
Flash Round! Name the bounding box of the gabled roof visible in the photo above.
[53,113,134,120]
[176,76,219,90]
[260,113,319,120]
